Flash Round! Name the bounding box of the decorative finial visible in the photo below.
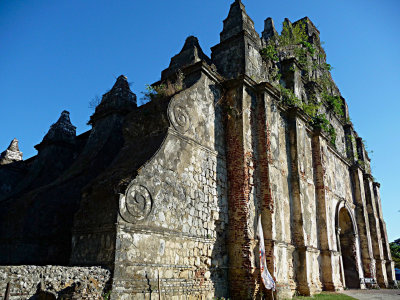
[88,75,137,125]
[111,75,131,92]
[161,35,211,81]
[219,0,257,42]
[0,138,23,165]
[35,111,76,151]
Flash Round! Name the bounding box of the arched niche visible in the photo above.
[335,201,360,289]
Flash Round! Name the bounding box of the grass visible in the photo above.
[292,292,356,300]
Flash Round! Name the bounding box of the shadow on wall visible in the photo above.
[210,83,229,298]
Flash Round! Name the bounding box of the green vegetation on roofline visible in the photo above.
[261,21,318,70]
[260,44,279,62]
[345,134,359,161]
[143,70,185,101]
[279,21,312,49]
[260,19,346,148]
[322,92,343,116]
[312,114,337,147]
[279,85,338,147]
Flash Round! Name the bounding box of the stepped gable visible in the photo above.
[35,110,76,151]
[161,36,212,81]
[220,0,259,42]
[0,138,23,165]
[89,75,137,125]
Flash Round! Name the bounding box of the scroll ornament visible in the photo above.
[119,185,153,223]
[169,102,190,133]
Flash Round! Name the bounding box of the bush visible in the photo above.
[390,240,400,269]
[143,70,185,101]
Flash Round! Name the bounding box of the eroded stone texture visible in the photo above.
[0,1,396,299]
[0,266,110,299]
[111,72,229,299]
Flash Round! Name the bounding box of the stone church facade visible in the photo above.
[0,1,397,299]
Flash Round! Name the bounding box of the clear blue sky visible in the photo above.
[1,0,399,241]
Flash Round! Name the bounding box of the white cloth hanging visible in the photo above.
[257,216,276,291]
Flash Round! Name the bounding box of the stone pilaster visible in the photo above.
[256,90,274,278]
[256,87,292,299]
[255,83,294,299]
[373,182,397,287]
[385,260,398,288]
[287,108,312,295]
[211,3,268,297]
[224,80,259,299]
[350,166,375,279]
[311,131,340,291]
[363,174,387,287]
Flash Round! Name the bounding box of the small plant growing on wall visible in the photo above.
[258,19,346,148]
[143,70,185,102]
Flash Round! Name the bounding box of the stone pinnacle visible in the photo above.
[0,138,23,165]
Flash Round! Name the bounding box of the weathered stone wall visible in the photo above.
[112,72,229,299]
[0,266,110,299]
[263,92,295,297]
[329,115,346,156]
[298,118,322,293]
[258,89,382,296]
[0,1,397,299]
[321,137,362,289]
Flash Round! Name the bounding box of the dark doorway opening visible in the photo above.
[338,207,360,288]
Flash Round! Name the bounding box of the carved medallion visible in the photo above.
[169,103,190,133]
[119,185,153,223]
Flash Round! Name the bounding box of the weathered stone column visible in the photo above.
[211,2,269,298]
[311,130,340,291]
[345,125,375,281]
[373,182,397,287]
[364,174,387,287]
[287,108,312,295]
[256,89,275,282]
[256,83,297,299]
[350,166,376,280]
[222,80,259,299]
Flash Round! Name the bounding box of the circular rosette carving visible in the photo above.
[119,185,153,223]
[169,103,190,133]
